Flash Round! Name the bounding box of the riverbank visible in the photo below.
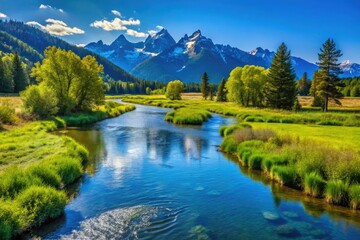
[119,95,360,210]
[0,100,135,239]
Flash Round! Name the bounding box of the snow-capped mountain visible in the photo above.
[340,60,360,78]
[85,29,175,71]
[86,29,360,83]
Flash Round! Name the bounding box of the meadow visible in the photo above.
[0,97,135,239]
[120,94,360,209]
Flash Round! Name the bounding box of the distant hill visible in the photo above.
[0,20,140,82]
[86,29,360,83]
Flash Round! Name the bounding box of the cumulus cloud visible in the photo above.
[126,29,148,38]
[39,4,64,13]
[111,10,122,17]
[90,17,140,31]
[26,19,85,36]
[0,12,7,18]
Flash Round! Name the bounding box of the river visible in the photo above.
[30,103,360,240]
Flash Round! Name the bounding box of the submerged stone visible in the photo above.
[282,211,299,219]
[310,229,327,239]
[276,224,300,237]
[207,190,221,196]
[195,186,205,191]
[189,225,210,240]
[263,211,280,221]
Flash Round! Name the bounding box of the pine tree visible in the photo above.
[316,39,344,112]
[297,72,311,96]
[0,58,14,93]
[310,71,324,107]
[12,53,29,93]
[216,78,227,102]
[201,72,209,100]
[265,43,296,109]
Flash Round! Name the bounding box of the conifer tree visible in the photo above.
[12,52,28,93]
[216,78,227,102]
[265,43,296,109]
[297,72,311,96]
[310,71,324,107]
[316,39,344,112]
[0,58,14,93]
[201,72,210,100]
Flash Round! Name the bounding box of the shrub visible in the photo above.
[15,186,67,226]
[304,172,326,197]
[26,164,61,188]
[21,83,59,118]
[0,201,22,240]
[220,136,238,153]
[280,118,295,124]
[271,166,298,187]
[0,100,15,125]
[248,154,264,170]
[349,185,360,209]
[50,157,83,185]
[325,180,349,205]
[317,120,342,126]
[0,166,35,199]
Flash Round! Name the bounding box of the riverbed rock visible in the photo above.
[263,211,280,221]
[207,190,221,196]
[282,211,299,219]
[310,229,327,239]
[195,186,205,191]
[275,224,300,237]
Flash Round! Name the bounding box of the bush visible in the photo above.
[50,157,83,185]
[248,154,264,170]
[304,172,326,197]
[349,185,360,209]
[15,186,67,226]
[220,136,238,153]
[0,100,15,125]
[21,83,59,118]
[0,201,22,240]
[325,180,349,205]
[0,166,36,199]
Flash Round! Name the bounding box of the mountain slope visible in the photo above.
[340,60,360,78]
[0,20,139,82]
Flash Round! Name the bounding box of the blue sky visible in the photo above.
[1,0,360,63]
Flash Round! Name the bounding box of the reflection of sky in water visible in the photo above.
[36,103,360,240]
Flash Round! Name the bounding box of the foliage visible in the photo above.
[265,43,296,109]
[297,72,311,96]
[0,100,15,125]
[315,39,344,112]
[304,172,326,197]
[325,180,349,205]
[349,185,360,209]
[165,107,211,125]
[226,65,267,107]
[216,78,227,102]
[342,77,360,97]
[165,80,184,100]
[12,52,29,92]
[201,72,210,100]
[31,47,104,114]
[21,83,58,118]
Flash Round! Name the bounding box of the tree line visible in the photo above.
[0,52,29,93]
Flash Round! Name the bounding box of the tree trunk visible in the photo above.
[324,96,328,112]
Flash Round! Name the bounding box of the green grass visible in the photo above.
[325,180,349,205]
[304,172,326,197]
[349,185,360,209]
[165,108,212,125]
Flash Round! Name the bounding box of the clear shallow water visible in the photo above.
[30,104,360,240]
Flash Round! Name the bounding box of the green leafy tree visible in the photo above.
[310,71,324,107]
[0,56,14,93]
[297,72,311,96]
[265,43,296,109]
[12,52,29,92]
[201,72,210,100]
[216,78,227,102]
[226,65,267,107]
[316,39,344,112]
[31,47,104,114]
[165,80,184,100]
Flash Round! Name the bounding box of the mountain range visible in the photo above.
[86,29,360,83]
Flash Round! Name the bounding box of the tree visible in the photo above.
[216,78,227,102]
[165,80,184,100]
[310,71,324,107]
[316,39,344,112]
[201,72,210,100]
[31,47,104,114]
[226,65,267,107]
[265,43,296,109]
[297,72,311,96]
[0,57,14,93]
[12,52,29,92]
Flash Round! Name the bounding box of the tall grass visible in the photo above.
[304,172,326,197]
[349,185,360,209]
[0,100,15,125]
[325,180,349,205]
[165,108,212,125]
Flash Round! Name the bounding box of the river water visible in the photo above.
[31,103,360,240]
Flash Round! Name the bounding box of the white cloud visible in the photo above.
[39,4,64,13]
[111,10,122,17]
[90,17,140,31]
[126,29,148,38]
[0,12,7,18]
[156,25,164,30]
[26,19,85,36]
[76,44,86,48]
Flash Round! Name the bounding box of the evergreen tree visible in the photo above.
[310,71,324,107]
[216,78,227,102]
[0,58,14,93]
[316,39,344,112]
[12,52,28,93]
[265,43,296,109]
[201,72,210,100]
[297,72,311,96]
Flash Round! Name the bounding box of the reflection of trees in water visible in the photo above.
[145,129,172,163]
[179,134,209,162]
[223,152,360,228]
[65,129,106,175]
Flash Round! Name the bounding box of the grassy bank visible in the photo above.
[0,100,135,239]
[220,124,360,209]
